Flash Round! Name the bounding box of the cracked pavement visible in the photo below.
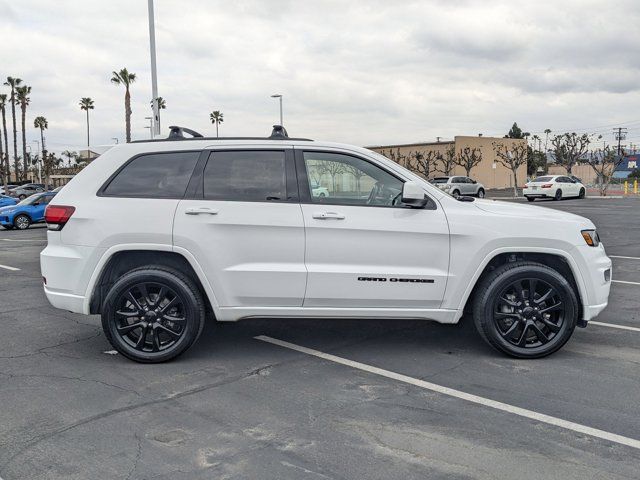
[1,199,640,479]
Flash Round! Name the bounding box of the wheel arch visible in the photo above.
[87,247,219,317]
[456,250,585,323]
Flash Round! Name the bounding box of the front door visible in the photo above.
[173,148,306,307]
[297,149,450,309]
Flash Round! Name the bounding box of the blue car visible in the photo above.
[0,192,57,230]
[0,194,17,208]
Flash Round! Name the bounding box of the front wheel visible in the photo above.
[14,214,31,230]
[578,188,585,199]
[477,188,485,198]
[472,261,578,358]
[452,190,461,199]
[101,266,206,363]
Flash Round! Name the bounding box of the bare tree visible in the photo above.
[319,161,346,193]
[405,150,440,180]
[550,133,592,174]
[455,147,483,177]
[586,145,625,196]
[493,141,528,197]
[437,144,456,176]
[342,164,367,194]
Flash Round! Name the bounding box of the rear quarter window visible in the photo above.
[101,151,200,198]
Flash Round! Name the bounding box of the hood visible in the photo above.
[473,199,593,227]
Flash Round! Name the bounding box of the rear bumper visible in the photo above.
[43,286,86,313]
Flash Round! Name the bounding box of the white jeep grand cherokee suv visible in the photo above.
[41,126,612,363]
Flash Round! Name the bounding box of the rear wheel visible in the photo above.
[526,196,535,202]
[101,266,206,363]
[477,188,485,198]
[472,261,578,358]
[578,188,585,199]
[14,214,31,230]
[554,189,562,201]
[452,190,461,199]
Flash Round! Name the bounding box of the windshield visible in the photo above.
[17,194,43,206]
[532,176,553,183]
[431,177,450,184]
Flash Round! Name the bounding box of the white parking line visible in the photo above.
[612,279,640,286]
[256,335,640,451]
[590,321,640,333]
[0,264,20,271]
[1,238,45,242]
[610,255,640,261]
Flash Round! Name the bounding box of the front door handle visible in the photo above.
[185,207,219,215]
[312,211,345,220]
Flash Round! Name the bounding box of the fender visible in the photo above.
[450,246,588,323]
[81,243,222,318]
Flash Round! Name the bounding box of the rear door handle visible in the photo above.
[312,211,345,220]
[185,207,219,215]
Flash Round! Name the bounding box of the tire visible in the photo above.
[452,190,461,199]
[18,194,26,200]
[553,189,562,201]
[477,188,485,198]
[526,196,535,202]
[319,193,326,198]
[101,266,206,363]
[14,214,31,230]
[578,188,585,199]
[472,261,578,359]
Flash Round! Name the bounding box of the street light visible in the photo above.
[271,94,283,126]
[148,0,160,136]
[31,140,42,183]
[111,137,119,144]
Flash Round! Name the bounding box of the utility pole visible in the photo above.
[613,127,628,157]
[148,0,160,136]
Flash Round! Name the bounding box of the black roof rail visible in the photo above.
[168,126,204,139]
[129,125,313,144]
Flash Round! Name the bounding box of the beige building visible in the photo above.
[368,135,527,190]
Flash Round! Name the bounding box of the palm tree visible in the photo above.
[4,77,22,178]
[0,96,5,188]
[209,111,224,138]
[0,95,8,183]
[110,68,136,143]
[150,96,166,110]
[62,150,78,167]
[79,97,94,150]
[34,116,48,184]
[16,85,31,180]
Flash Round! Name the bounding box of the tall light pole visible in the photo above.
[148,0,160,136]
[271,94,283,126]
[31,140,41,183]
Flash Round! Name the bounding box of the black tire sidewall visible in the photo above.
[554,189,562,200]
[475,264,577,358]
[477,189,485,198]
[579,188,585,198]
[102,268,204,363]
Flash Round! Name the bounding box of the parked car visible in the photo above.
[311,181,330,198]
[431,176,485,198]
[9,183,46,200]
[0,191,57,229]
[0,194,18,208]
[523,175,586,202]
[41,125,611,363]
[0,184,18,195]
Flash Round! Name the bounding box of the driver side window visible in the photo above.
[303,151,404,207]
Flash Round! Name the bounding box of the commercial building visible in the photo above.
[367,135,527,190]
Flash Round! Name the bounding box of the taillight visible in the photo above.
[45,205,75,231]
[541,184,553,188]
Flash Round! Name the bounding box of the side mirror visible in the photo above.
[401,181,429,208]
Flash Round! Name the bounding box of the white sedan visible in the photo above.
[523,175,586,202]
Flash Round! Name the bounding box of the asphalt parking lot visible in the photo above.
[1,198,639,480]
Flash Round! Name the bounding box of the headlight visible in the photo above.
[581,229,600,247]
[443,184,452,189]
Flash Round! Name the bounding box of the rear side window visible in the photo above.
[203,150,287,201]
[102,151,200,198]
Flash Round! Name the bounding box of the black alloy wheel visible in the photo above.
[102,266,205,363]
[554,189,562,201]
[473,261,577,358]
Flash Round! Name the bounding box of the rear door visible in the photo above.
[173,147,306,307]
[297,149,450,309]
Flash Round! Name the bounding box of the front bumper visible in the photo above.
[571,244,612,321]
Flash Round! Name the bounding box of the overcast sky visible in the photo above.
[1,0,639,154]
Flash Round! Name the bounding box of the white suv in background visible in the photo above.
[41,126,611,363]
[431,176,486,198]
